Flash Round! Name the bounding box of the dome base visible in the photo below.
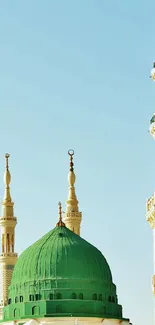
[2,300,124,322]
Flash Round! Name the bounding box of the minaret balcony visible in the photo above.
[0,252,17,257]
[64,211,82,225]
[65,211,82,218]
[0,216,17,227]
[0,252,18,264]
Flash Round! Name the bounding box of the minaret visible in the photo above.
[0,154,17,317]
[146,111,155,296]
[146,64,155,299]
[64,150,82,236]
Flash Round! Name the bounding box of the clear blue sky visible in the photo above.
[0,1,154,324]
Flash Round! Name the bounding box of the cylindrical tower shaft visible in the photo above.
[146,195,155,294]
[0,154,17,318]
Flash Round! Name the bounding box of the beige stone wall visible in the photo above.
[0,317,131,325]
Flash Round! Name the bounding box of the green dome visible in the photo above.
[11,226,112,284]
[3,226,125,321]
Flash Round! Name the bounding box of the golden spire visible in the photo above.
[67,150,79,212]
[3,153,12,203]
[64,150,82,236]
[56,202,65,227]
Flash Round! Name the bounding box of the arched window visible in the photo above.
[20,296,23,302]
[49,293,54,300]
[13,308,20,318]
[72,293,76,299]
[35,294,40,301]
[32,306,40,316]
[11,234,14,253]
[6,233,9,252]
[79,293,83,300]
[56,293,62,299]
[108,296,112,302]
[93,293,97,300]
[99,294,102,301]
[8,298,11,305]
[29,295,34,301]
[2,234,4,253]
[112,296,115,303]
[15,296,18,303]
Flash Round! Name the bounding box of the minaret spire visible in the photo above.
[3,153,12,203]
[56,202,65,227]
[64,150,82,236]
[0,154,17,316]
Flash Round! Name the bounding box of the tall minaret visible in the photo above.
[64,150,82,236]
[146,64,155,299]
[147,112,155,296]
[0,154,17,317]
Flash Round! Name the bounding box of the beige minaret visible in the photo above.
[64,150,82,236]
[0,154,17,317]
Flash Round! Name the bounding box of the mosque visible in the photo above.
[0,151,132,325]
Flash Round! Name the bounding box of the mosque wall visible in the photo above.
[0,316,131,325]
[0,318,132,325]
[102,320,129,324]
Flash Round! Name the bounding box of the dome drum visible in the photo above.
[7,288,117,306]
[8,281,117,303]
[3,299,124,321]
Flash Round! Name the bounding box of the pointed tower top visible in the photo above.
[68,149,74,171]
[3,153,11,202]
[64,150,82,236]
[56,202,65,227]
[68,149,76,188]
[5,153,10,169]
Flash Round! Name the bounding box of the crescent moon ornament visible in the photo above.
[68,149,74,156]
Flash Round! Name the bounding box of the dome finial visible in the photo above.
[5,153,10,171]
[3,153,11,201]
[56,202,65,227]
[68,149,74,172]
[58,201,62,221]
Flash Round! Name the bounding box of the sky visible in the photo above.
[0,1,154,324]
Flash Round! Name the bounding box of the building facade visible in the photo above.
[0,151,131,325]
